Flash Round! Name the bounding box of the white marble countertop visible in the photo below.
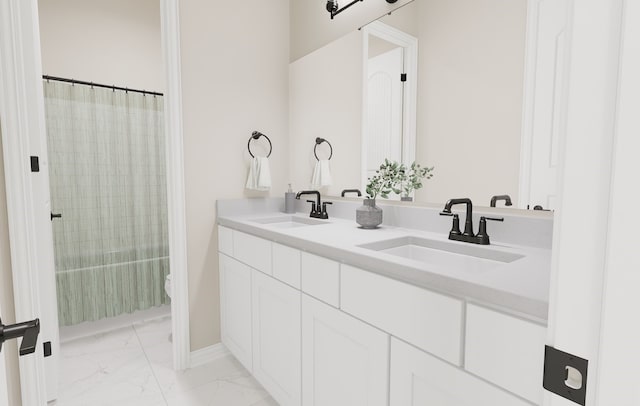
[217,208,551,323]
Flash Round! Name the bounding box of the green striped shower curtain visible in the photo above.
[43,80,170,326]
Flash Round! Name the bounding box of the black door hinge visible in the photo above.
[400,73,407,82]
[543,345,588,405]
[30,156,40,172]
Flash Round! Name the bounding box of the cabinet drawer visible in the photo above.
[301,252,340,307]
[272,243,301,289]
[341,265,463,365]
[465,304,545,404]
[218,225,233,256]
[391,338,530,406]
[233,230,272,275]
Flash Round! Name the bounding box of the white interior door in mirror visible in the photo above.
[519,0,570,210]
[366,46,404,180]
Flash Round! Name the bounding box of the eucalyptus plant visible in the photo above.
[365,159,403,200]
[396,162,434,198]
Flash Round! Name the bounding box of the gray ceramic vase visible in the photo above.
[356,198,383,229]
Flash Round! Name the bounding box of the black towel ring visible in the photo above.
[314,137,333,161]
[247,131,272,158]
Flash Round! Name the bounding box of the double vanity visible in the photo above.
[216,197,552,406]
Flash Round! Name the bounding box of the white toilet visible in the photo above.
[165,274,172,342]
[164,274,172,299]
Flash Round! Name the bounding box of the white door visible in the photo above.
[519,0,570,210]
[390,338,530,406]
[251,270,301,406]
[301,294,389,406]
[219,254,253,372]
[28,75,60,404]
[0,300,9,406]
[365,46,404,181]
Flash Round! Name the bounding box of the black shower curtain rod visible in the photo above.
[42,75,163,96]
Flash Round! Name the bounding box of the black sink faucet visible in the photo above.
[296,190,331,219]
[490,194,513,207]
[441,198,474,236]
[440,198,503,245]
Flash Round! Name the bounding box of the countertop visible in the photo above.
[217,209,551,323]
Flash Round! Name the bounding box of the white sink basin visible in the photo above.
[358,236,524,272]
[250,215,329,229]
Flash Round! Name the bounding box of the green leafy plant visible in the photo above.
[365,159,403,200]
[395,162,434,198]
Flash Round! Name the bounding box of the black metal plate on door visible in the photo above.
[30,156,40,172]
[543,345,588,405]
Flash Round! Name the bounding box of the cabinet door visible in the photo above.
[252,270,301,406]
[302,294,389,406]
[219,254,253,371]
[390,338,530,406]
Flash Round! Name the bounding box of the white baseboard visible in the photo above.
[190,343,230,368]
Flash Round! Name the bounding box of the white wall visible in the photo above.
[0,133,22,406]
[179,0,290,350]
[38,0,163,91]
[289,31,363,197]
[290,0,413,61]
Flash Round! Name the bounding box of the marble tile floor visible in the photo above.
[52,316,277,406]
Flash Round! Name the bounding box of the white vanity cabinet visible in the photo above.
[390,338,531,406]
[219,253,253,372]
[217,224,546,406]
[251,269,302,406]
[301,294,389,406]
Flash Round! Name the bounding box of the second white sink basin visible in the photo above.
[358,236,524,272]
[251,215,329,229]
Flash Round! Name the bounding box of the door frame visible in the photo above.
[0,1,191,405]
[360,21,418,191]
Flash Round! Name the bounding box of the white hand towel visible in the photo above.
[310,159,332,188]
[246,156,271,191]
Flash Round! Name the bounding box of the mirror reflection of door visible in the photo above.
[362,22,418,193]
[366,41,404,181]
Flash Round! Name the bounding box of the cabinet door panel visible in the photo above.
[390,338,530,406]
[219,254,253,371]
[252,270,301,406]
[465,304,545,404]
[302,294,389,406]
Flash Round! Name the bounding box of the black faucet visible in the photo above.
[440,198,503,245]
[341,189,362,197]
[490,194,513,207]
[296,190,331,219]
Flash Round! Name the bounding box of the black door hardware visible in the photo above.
[30,156,40,172]
[543,345,588,405]
[0,317,40,356]
[51,212,62,221]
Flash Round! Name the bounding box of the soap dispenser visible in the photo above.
[285,184,296,214]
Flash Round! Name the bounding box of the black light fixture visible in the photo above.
[327,0,398,20]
